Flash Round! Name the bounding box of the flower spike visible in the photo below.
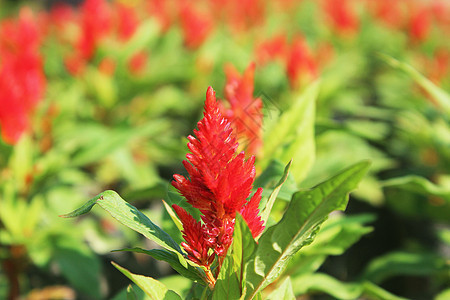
[172,87,264,284]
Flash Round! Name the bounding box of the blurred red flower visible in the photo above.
[407,3,431,43]
[286,36,318,89]
[221,63,263,156]
[322,0,359,35]
[0,8,46,144]
[179,2,213,49]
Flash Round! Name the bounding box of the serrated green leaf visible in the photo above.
[244,161,371,299]
[112,262,182,300]
[60,190,187,268]
[262,81,319,183]
[259,160,292,230]
[114,248,204,283]
[266,277,295,300]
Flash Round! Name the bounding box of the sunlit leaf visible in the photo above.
[112,262,182,300]
[245,161,370,299]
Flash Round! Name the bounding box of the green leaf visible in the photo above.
[435,288,450,300]
[382,175,450,201]
[266,277,295,300]
[299,214,374,257]
[262,81,319,183]
[362,281,408,300]
[127,285,138,300]
[112,262,182,300]
[53,242,101,299]
[60,190,187,268]
[362,251,448,284]
[254,159,297,202]
[212,254,241,300]
[114,248,204,283]
[244,161,371,299]
[213,215,256,300]
[162,200,184,232]
[259,160,292,230]
[291,273,362,299]
[379,54,450,114]
[286,214,374,276]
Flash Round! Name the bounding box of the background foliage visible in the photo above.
[0,0,449,299]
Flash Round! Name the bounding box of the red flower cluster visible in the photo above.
[172,87,264,277]
[58,0,147,76]
[256,34,321,89]
[220,63,263,156]
[322,0,359,36]
[0,8,46,144]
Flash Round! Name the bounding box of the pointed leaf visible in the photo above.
[112,262,182,300]
[162,200,184,232]
[60,190,187,268]
[126,285,138,300]
[259,160,292,229]
[114,248,204,283]
[245,161,371,299]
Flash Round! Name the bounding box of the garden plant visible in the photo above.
[0,0,449,299]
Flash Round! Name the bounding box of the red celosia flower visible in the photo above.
[172,87,264,280]
[368,0,405,29]
[147,0,173,32]
[221,63,263,156]
[179,2,213,49]
[0,8,46,144]
[322,0,359,35]
[255,34,288,65]
[407,3,431,43]
[286,36,318,89]
[128,51,148,75]
[115,2,139,41]
[76,0,112,61]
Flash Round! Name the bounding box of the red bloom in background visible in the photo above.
[179,2,213,49]
[322,0,359,35]
[147,0,173,32]
[0,8,46,144]
[286,36,318,89]
[172,87,264,284]
[221,63,263,156]
[255,34,288,65]
[368,0,405,29]
[115,2,139,41]
[77,0,112,61]
[407,3,431,43]
[128,51,148,75]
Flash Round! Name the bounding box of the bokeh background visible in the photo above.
[0,0,449,299]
